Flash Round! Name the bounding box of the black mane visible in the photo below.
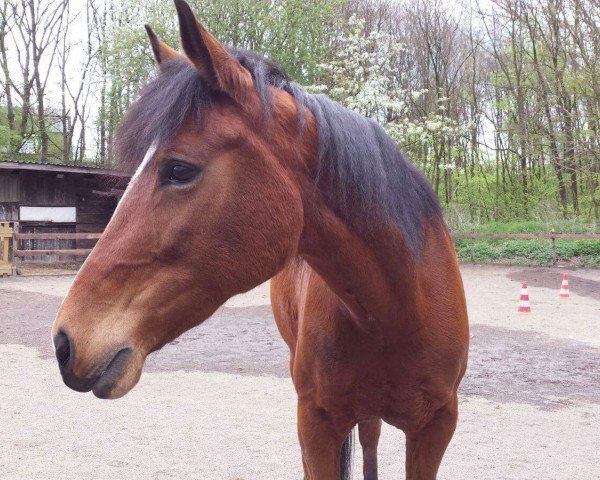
[115,47,442,253]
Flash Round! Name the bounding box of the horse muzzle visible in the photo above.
[53,329,136,399]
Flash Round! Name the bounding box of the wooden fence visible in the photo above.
[12,232,102,264]
[451,232,600,265]
[0,222,12,276]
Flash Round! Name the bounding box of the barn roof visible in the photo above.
[0,159,130,177]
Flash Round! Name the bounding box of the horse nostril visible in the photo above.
[54,329,72,368]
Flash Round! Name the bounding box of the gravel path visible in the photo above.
[1,265,599,479]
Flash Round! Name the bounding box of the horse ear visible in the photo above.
[174,0,253,104]
[145,25,179,67]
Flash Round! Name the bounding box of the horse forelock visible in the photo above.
[114,57,210,174]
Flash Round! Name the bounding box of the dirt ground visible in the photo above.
[1,265,599,479]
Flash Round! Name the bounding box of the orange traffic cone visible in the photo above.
[559,273,570,298]
[518,281,531,313]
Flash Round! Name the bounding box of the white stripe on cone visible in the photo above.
[559,274,570,298]
[518,282,531,313]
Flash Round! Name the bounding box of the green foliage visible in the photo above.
[188,0,342,84]
[0,107,63,160]
[450,220,599,235]
[453,221,600,266]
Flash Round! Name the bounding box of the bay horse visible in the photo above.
[52,1,469,478]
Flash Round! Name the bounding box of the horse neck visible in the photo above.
[271,95,445,323]
[297,190,431,323]
[290,134,432,323]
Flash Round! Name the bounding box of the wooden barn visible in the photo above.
[0,160,129,264]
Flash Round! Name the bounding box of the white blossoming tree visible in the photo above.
[310,16,467,181]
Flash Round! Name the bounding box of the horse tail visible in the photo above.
[340,428,354,480]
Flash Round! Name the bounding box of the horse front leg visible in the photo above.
[297,400,351,480]
[405,394,458,480]
[358,418,382,480]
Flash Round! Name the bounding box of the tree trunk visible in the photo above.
[34,75,49,161]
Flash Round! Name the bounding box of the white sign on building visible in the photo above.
[20,206,76,223]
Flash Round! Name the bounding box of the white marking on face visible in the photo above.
[132,139,159,182]
[110,140,159,218]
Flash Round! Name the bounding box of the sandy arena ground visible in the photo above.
[1,265,599,479]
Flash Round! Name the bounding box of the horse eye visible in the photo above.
[160,160,201,186]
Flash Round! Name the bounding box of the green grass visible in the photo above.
[450,221,600,267]
[451,220,599,235]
